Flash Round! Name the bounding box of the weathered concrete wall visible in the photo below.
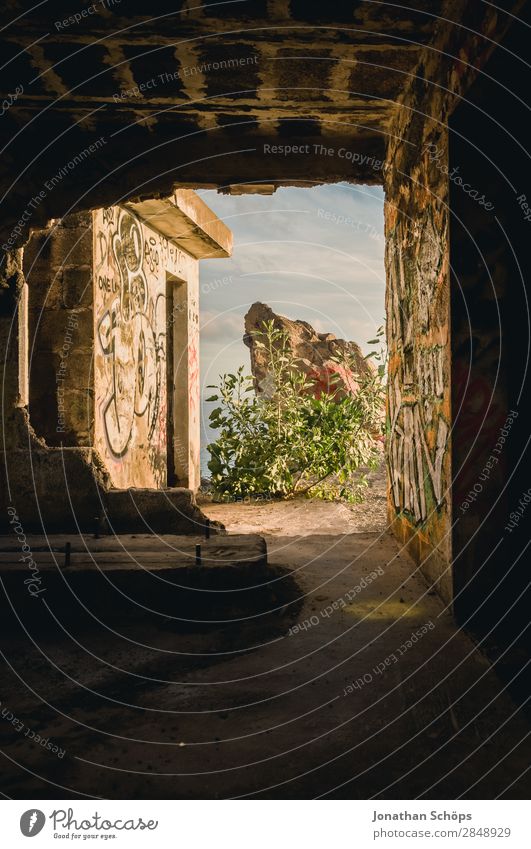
[93,206,200,490]
[1,190,230,533]
[383,1,522,603]
[0,249,208,535]
[0,249,26,450]
[449,15,530,639]
[1,190,227,534]
[0,240,112,533]
[384,124,451,600]
[24,214,94,446]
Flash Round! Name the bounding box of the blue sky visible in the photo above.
[196,182,385,462]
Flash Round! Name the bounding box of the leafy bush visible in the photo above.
[206,321,385,502]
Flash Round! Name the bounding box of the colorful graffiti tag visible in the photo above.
[386,218,450,525]
[96,209,166,460]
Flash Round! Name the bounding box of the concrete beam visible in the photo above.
[225,183,277,195]
[125,190,232,259]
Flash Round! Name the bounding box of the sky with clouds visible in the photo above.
[195,182,385,463]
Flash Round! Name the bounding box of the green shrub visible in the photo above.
[206,321,385,501]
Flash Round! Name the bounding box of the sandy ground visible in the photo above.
[199,458,388,536]
[0,467,529,799]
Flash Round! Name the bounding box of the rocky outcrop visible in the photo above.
[244,302,372,400]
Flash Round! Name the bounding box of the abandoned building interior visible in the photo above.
[0,0,530,800]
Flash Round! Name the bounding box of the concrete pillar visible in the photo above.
[0,248,28,453]
[384,122,452,602]
[1,243,105,534]
[170,269,200,490]
[24,214,94,446]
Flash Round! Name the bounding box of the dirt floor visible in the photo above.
[0,475,529,799]
[201,457,388,536]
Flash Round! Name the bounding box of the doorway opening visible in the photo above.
[195,181,387,535]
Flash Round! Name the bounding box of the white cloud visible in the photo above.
[200,309,244,341]
[198,184,386,417]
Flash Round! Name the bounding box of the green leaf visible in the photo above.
[205,321,385,504]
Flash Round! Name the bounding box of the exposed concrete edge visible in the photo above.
[0,416,225,534]
[104,487,225,536]
[387,510,452,605]
[125,190,232,259]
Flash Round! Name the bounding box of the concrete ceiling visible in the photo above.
[0,1,448,239]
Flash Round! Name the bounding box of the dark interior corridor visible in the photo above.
[0,0,530,807]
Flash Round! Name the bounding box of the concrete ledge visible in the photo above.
[0,533,267,581]
[1,450,217,535]
[104,487,222,535]
[0,533,270,626]
[0,446,108,534]
[125,190,232,259]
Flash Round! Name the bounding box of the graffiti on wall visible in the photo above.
[386,220,449,525]
[94,205,199,489]
[388,373,448,523]
[96,209,166,460]
[94,207,172,487]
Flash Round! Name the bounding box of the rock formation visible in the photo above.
[243,302,372,400]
